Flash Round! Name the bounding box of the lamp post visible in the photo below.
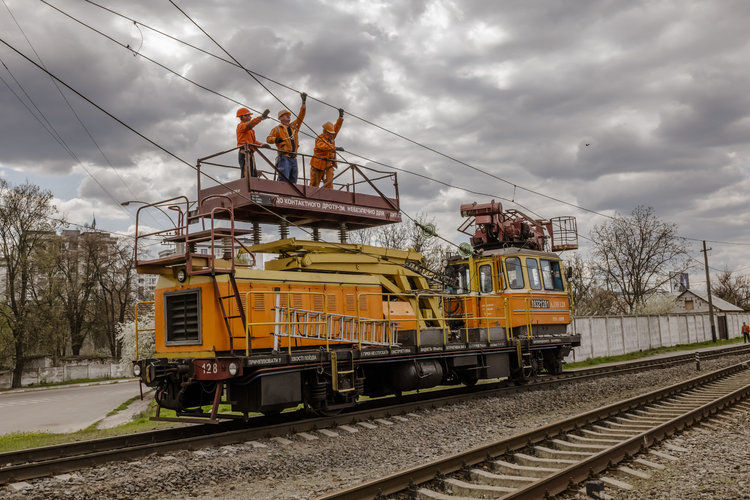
[121,200,177,227]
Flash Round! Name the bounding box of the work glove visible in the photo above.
[301,92,307,103]
[336,146,345,151]
[338,108,344,118]
[261,109,270,119]
[275,137,285,144]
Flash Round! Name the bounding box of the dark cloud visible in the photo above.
[2,0,750,271]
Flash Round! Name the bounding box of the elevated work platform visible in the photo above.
[196,147,401,231]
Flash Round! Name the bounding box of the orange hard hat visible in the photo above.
[278,109,291,119]
[236,107,251,117]
[322,121,336,133]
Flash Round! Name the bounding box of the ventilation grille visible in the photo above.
[254,293,265,311]
[165,290,201,344]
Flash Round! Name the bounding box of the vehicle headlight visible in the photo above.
[228,362,238,376]
[133,364,142,377]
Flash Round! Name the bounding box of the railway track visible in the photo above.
[316,360,750,499]
[1,343,748,486]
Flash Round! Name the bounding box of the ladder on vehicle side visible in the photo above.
[331,351,356,393]
[211,272,247,355]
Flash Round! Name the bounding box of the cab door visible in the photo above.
[473,259,503,331]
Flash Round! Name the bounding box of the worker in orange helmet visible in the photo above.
[236,107,269,178]
[310,108,344,188]
[266,92,307,183]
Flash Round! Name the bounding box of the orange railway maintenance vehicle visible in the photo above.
[131,147,580,422]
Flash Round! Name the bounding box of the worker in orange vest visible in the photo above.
[266,93,307,183]
[310,108,344,188]
[742,322,750,343]
[236,107,269,178]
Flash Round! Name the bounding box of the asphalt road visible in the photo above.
[0,381,141,435]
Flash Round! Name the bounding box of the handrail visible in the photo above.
[194,145,398,201]
[134,301,155,360]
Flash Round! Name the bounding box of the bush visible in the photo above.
[116,308,155,373]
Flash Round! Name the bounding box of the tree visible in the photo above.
[712,270,750,310]
[372,212,450,271]
[565,253,625,315]
[0,181,62,388]
[590,206,688,314]
[90,237,136,357]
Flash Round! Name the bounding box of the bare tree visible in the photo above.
[90,238,136,357]
[712,269,750,310]
[590,206,688,314]
[565,253,625,315]
[0,181,62,387]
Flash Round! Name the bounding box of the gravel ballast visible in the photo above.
[3,355,749,500]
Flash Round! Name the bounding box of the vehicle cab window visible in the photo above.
[541,259,564,290]
[478,264,493,293]
[526,258,542,290]
[446,263,471,294]
[505,257,525,289]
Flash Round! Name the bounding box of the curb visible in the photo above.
[0,378,139,396]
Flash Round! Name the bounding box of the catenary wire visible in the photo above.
[29,3,750,254]
[0,37,461,269]
[2,0,139,220]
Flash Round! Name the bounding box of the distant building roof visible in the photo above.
[676,290,744,312]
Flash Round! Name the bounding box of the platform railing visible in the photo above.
[196,145,399,210]
[133,195,255,274]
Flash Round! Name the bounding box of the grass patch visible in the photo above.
[565,337,743,369]
[105,395,142,417]
[0,399,179,453]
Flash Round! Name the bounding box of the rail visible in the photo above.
[5,345,750,486]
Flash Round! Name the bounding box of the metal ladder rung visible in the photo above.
[337,388,356,393]
[338,370,354,375]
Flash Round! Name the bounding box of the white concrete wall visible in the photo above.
[0,358,124,390]
[567,312,750,362]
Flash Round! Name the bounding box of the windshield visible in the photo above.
[505,257,524,289]
[541,259,564,290]
[445,263,471,294]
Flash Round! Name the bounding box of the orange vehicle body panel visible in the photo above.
[154,275,388,354]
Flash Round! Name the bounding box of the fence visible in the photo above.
[0,357,124,390]
[567,311,750,362]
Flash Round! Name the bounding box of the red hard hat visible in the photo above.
[236,108,251,117]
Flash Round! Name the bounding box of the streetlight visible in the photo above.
[121,200,177,227]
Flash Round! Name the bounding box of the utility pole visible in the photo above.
[702,240,717,342]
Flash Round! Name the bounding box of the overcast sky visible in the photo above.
[2,0,750,285]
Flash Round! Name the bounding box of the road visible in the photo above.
[0,381,142,435]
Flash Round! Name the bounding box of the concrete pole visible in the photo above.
[702,240,717,342]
